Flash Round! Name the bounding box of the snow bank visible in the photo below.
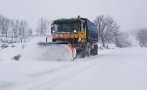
[21,37,76,61]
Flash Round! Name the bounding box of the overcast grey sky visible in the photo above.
[0,0,147,31]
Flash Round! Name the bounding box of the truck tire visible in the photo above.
[90,44,98,55]
[80,49,86,58]
[93,44,98,55]
[85,43,91,56]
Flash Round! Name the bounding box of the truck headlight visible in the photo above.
[52,30,55,33]
[74,30,77,33]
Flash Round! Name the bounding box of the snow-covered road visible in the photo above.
[0,47,147,90]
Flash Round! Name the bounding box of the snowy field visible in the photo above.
[0,37,147,90]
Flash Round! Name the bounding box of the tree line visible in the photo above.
[0,15,50,43]
[0,15,32,43]
[94,15,132,48]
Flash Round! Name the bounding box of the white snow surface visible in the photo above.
[0,37,147,90]
[0,43,23,61]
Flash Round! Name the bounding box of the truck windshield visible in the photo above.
[54,23,81,32]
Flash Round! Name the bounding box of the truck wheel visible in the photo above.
[85,43,91,56]
[80,49,86,58]
[90,44,98,55]
[93,45,98,55]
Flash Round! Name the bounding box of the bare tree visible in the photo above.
[19,20,29,42]
[36,18,48,36]
[28,29,33,37]
[137,29,147,47]
[94,15,120,47]
[0,14,32,43]
[114,32,132,48]
[10,19,20,41]
[0,15,3,36]
[0,15,10,38]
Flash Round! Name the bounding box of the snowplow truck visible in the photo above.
[51,17,98,58]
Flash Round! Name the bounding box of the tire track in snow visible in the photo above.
[29,62,98,90]
[24,59,110,90]
[11,64,71,90]
[12,50,115,90]
[11,60,99,90]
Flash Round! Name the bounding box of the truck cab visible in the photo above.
[51,17,98,57]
